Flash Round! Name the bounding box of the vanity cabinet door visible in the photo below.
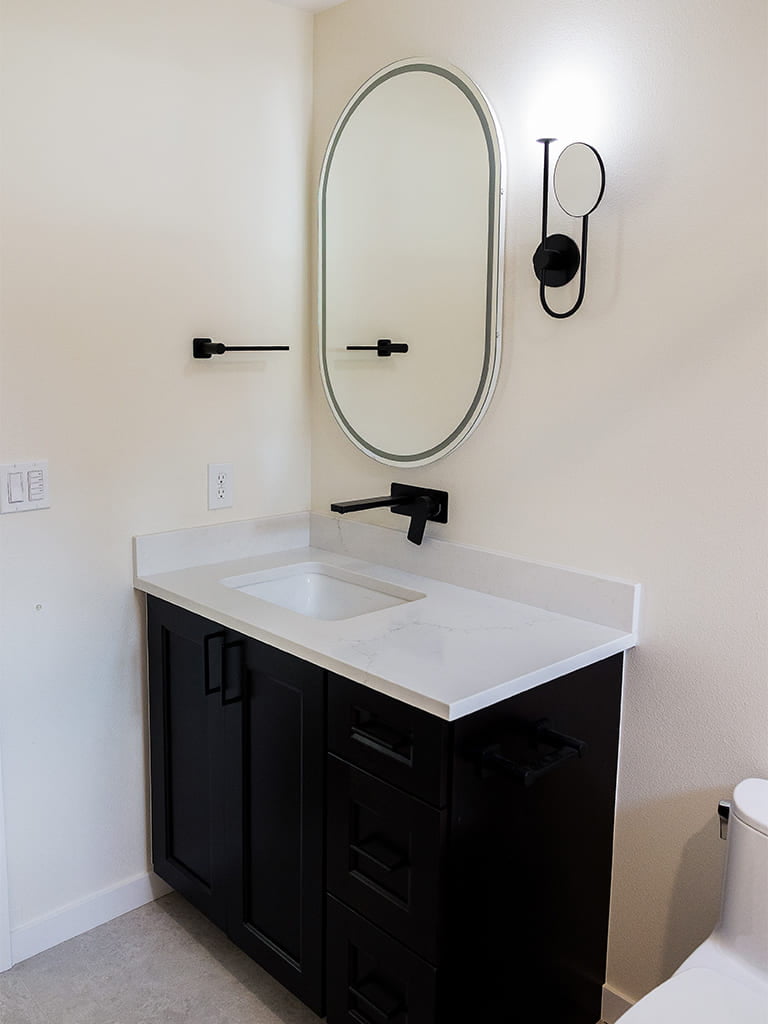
[223,638,326,1014]
[147,596,228,929]
[147,597,327,1015]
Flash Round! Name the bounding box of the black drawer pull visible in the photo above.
[350,835,408,873]
[351,720,410,755]
[349,979,402,1021]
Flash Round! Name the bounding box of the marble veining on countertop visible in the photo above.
[134,516,640,720]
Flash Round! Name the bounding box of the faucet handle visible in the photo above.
[330,483,448,546]
[392,493,438,545]
[390,483,448,545]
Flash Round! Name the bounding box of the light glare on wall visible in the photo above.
[523,62,606,143]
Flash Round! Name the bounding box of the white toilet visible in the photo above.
[621,777,768,1023]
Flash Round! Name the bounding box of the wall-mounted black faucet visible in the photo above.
[330,483,448,546]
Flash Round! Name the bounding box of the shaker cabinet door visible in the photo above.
[147,596,228,930]
[223,639,326,1014]
[147,596,327,1015]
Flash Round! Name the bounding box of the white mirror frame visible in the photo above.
[318,58,506,468]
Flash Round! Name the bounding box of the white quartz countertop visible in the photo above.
[134,518,638,720]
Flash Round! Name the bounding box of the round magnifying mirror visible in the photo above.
[553,142,605,217]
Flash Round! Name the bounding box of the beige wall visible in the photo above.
[311,0,768,1005]
[1,0,766,1005]
[0,0,312,934]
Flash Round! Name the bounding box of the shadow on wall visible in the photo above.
[611,784,729,998]
[661,789,727,979]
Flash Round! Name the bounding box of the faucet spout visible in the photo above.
[330,483,449,546]
[330,495,402,514]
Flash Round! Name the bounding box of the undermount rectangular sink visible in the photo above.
[220,562,425,621]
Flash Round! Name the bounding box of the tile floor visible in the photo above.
[0,894,323,1024]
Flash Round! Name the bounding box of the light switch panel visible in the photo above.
[0,461,50,513]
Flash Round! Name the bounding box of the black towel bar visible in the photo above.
[193,337,289,359]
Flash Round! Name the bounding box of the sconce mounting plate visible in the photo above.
[532,234,580,288]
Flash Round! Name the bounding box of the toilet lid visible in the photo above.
[620,967,768,1024]
[733,777,768,836]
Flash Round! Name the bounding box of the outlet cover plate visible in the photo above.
[208,463,233,510]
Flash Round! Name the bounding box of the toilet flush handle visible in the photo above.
[718,800,730,840]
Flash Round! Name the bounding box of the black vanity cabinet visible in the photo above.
[147,594,623,1024]
[324,660,623,1024]
[146,596,325,1013]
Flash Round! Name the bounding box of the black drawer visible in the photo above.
[327,674,450,807]
[327,896,437,1024]
[327,755,446,964]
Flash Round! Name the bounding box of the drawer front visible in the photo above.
[327,674,450,806]
[327,896,437,1024]
[327,756,445,964]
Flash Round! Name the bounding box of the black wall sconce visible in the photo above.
[532,139,605,319]
[193,337,289,359]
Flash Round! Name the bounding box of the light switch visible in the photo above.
[27,470,45,500]
[8,472,24,503]
[0,461,50,513]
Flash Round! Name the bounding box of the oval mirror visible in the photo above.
[553,142,605,218]
[319,59,505,467]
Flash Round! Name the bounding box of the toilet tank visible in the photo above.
[716,778,768,973]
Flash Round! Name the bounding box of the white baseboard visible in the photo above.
[602,983,634,1022]
[9,871,172,967]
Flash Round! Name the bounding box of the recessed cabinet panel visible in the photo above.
[246,671,304,960]
[327,756,446,963]
[165,630,214,885]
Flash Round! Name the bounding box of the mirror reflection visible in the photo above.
[319,60,505,466]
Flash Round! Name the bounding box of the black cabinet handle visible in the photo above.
[482,721,587,787]
[221,640,245,706]
[349,980,402,1021]
[350,835,408,873]
[350,721,410,756]
[204,633,225,695]
[346,339,408,357]
[483,744,578,786]
[536,724,586,755]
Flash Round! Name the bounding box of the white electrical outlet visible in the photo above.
[207,463,233,510]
